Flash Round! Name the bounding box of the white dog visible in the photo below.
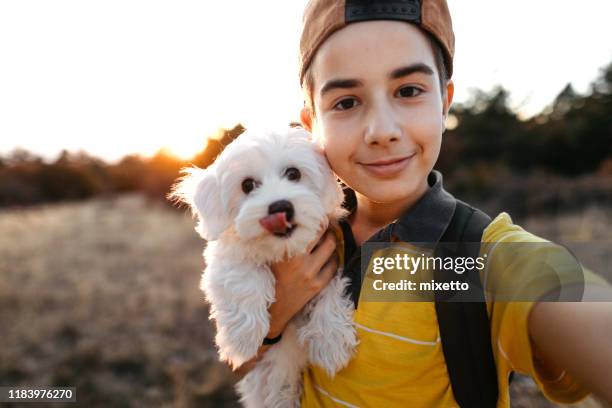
[171,127,358,407]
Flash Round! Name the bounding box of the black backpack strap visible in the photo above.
[434,200,498,408]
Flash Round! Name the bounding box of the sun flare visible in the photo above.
[155,124,237,161]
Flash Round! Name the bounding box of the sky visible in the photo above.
[1,0,611,162]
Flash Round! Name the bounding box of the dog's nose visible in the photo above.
[268,200,294,222]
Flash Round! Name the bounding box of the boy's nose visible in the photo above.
[364,100,401,145]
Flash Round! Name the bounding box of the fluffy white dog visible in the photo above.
[171,127,358,407]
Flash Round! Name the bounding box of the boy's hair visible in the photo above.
[302,28,449,113]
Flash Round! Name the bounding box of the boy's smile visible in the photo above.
[359,153,415,178]
[301,20,453,221]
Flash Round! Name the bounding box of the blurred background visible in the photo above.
[0,0,610,407]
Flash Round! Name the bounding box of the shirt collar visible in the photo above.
[392,170,456,246]
[341,170,456,246]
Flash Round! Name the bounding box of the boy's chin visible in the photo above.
[367,191,414,204]
[360,175,420,197]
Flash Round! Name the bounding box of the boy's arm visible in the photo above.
[528,295,612,404]
[231,343,273,379]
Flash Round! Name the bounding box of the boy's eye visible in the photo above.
[397,86,423,98]
[284,167,301,181]
[241,178,258,194]
[333,97,359,111]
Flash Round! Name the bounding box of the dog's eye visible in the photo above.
[241,178,257,194]
[284,167,301,182]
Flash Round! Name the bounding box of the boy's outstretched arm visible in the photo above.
[528,295,612,403]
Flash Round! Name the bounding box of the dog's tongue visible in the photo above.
[259,212,291,234]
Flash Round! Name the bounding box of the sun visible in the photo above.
[163,141,207,161]
[158,125,233,161]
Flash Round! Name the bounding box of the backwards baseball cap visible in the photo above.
[299,0,455,85]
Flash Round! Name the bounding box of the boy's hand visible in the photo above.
[268,225,339,338]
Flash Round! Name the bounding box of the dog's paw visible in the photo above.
[299,276,359,376]
[218,343,257,369]
[306,324,358,377]
[210,289,272,368]
[216,324,266,368]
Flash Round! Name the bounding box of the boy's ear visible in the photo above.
[300,107,313,132]
[443,80,455,118]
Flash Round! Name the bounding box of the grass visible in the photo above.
[0,194,239,407]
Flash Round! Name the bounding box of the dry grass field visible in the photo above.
[0,194,610,407]
[0,195,239,407]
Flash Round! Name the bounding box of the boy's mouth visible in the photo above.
[359,153,415,177]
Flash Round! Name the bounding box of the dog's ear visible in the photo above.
[169,166,229,241]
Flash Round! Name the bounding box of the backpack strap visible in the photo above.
[434,200,499,408]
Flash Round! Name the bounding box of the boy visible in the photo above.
[236,1,612,406]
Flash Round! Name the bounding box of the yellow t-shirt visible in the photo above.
[301,212,608,407]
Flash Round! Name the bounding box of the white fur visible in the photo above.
[171,127,358,407]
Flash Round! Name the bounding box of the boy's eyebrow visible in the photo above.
[390,63,434,79]
[319,63,434,97]
[319,78,363,98]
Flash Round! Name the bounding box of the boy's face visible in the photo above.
[301,21,453,205]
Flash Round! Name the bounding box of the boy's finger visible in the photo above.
[313,230,336,257]
[305,231,337,280]
[315,253,339,287]
[307,224,331,253]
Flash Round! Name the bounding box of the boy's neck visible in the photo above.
[349,178,429,246]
